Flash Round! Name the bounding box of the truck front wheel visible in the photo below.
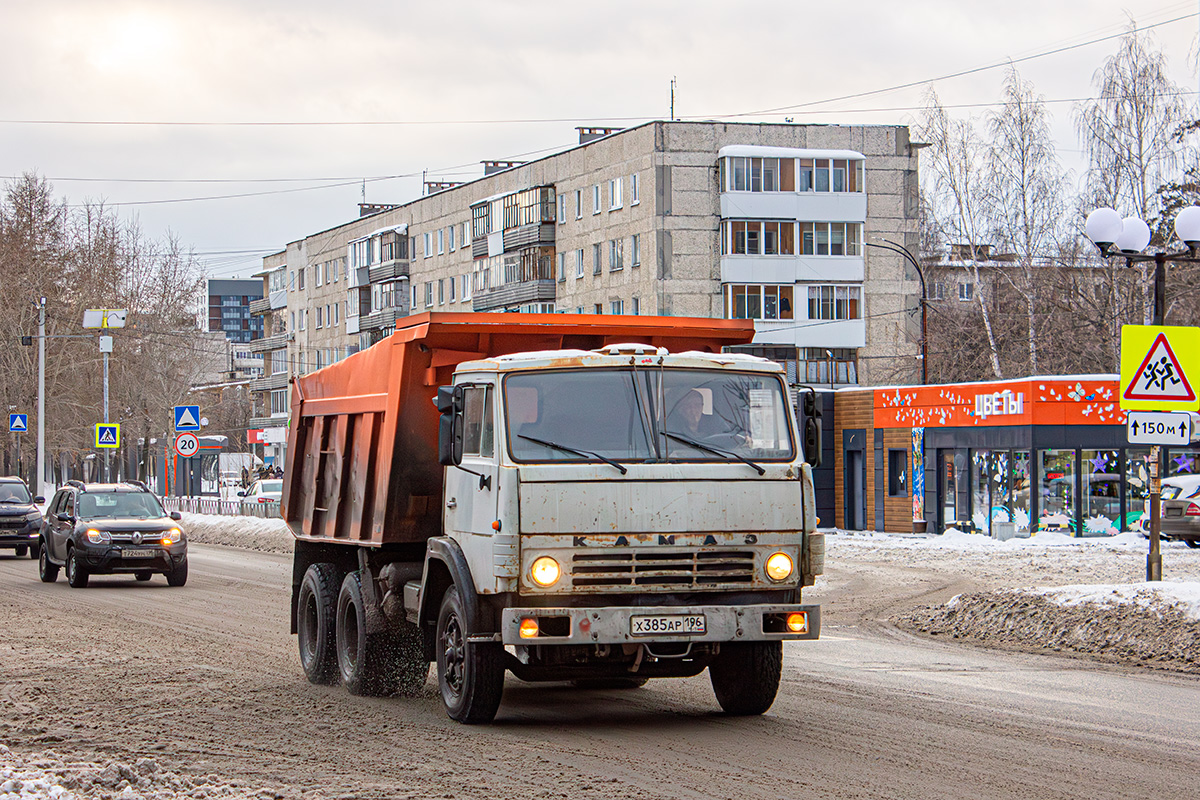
[297,563,341,685]
[436,585,504,724]
[709,641,782,716]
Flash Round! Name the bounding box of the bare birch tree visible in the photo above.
[918,89,1005,379]
[1075,25,1190,324]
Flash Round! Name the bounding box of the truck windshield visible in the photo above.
[504,368,794,464]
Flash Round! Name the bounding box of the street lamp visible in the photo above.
[1084,205,1200,583]
[865,240,928,384]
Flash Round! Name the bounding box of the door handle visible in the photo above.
[446,498,457,509]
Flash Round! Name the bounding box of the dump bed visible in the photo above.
[282,312,755,546]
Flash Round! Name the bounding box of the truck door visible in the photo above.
[445,384,499,537]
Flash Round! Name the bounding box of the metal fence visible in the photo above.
[161,495,281,519]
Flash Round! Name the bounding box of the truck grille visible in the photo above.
[570,550,756,589]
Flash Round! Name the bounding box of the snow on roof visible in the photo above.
[718,145,866,161]
[349,223,408,244]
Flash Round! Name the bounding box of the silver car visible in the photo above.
[1158,476,1200,548]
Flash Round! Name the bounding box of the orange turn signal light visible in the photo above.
[519,618,539,639]
[786,612,808,634]
[492,520,502,531]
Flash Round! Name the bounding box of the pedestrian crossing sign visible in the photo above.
[95,423,120,448]
[1120,325,1200,411]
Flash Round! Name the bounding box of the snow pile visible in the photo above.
[0,745,276,799]
[180,513,293,555]
[1029,581,1200,622]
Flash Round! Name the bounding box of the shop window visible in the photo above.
[1011,451,1031,533]
[888,449,907,497]
[1038,449,1077,533]
[1082,449,1121,534]
[1167,447,1199,478]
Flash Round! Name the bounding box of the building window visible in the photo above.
[592,184,601,215]
[798,222,862,256]
[299,309,307,331]
[631,296,640,315]
[929,281,947,301]
[425,282,434,307]
[449,225,456,252]
[959,282,975,301]
[611,300,624,315]
[575,189,583,220]
[888,449,908,497]
[270,389,289,416]
[316,306,323,329]
[289,311,295,331]
[289,271,295,291]
[806,285,862,320]
[725,285,795,321]
[462,274,472,301]
[574,248,584,279]
[594,303,603,314]
[722,221,800,256]
[557,252,566,282]
[436,279,444,305]
[558,194,566,224]
[609,239,623,271]
[297,269,306,290]
[609,179,622,210]
[438,229,445,255]
[315,265,323,288]
[332,302,339,325]
[722,157,795,192]
[799,158,863,193]
[424,232,431,258]
[592,243,602,275]
[631,234,641,267]
[630,173,639,205]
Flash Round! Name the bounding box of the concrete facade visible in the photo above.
[248,121,922,457]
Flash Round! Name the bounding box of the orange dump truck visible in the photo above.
[284,312,823,723]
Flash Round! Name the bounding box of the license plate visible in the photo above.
[122,549,156,558]
[1165,508,1183,517]
[630,615,706,636]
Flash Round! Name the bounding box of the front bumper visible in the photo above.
[499,603,820,646]
[0,524,39,547]
[78,543,187,573]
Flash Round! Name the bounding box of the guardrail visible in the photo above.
[161,495,281,519]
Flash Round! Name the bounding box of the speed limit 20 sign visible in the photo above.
[174,432,200,457]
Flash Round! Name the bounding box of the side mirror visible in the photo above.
[34,496,45,505]
[436,385,465,466]
[800,388,822,468]
[170,511,182,521]
[56,512,72,522]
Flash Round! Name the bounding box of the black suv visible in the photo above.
[38,481,188,588]
[0,476,44,558]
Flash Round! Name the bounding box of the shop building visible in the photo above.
[830,375,1200,536]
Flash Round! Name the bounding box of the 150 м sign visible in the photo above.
[1126,411,1193,445]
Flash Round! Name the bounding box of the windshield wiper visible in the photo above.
[518,434,628,475]
[0,498,27,504]
[661,431,765,476]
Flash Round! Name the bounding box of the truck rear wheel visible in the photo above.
[709,641,782,716]
[297,562,341,685]
[337,571,402,697]
[436,585,504,724]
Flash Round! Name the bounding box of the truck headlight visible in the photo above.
[530,556,561,587]
[765,552,793,582]
[85,529,110,544]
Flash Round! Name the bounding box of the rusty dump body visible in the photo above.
[282,312,755,547]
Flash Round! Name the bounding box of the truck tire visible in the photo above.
[436,585,504,724]
[709,641,782,716]
[38,545,58,583]
[336,571,401,697]
[297,562,341,685]
[65,546,89,588]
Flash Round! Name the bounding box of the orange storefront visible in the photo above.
[832,375,1200,535]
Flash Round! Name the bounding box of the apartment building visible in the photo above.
[248,120,923,458]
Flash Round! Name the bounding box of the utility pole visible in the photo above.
[36,297,46,498]
[670,76,676,121]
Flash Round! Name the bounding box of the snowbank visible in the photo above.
[0,745,277,800]
[180,513,293,555]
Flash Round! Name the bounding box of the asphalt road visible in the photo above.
[1,543,1198,799]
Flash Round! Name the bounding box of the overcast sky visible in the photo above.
[3,0,1198,281]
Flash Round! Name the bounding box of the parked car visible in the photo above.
[239,478,282,506]
[1157,475,1200,549]
[38,480,188,587]
[0,476,44,558]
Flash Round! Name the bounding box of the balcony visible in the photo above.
[246,331,293,353]
[249,297,271,314]
[249,414,289,430]
[249,372,289,393]
[359,307,399,331]
[368,260,409,283]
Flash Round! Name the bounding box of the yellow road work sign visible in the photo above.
[1120,325,1200,411]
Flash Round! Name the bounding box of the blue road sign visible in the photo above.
[8,413,27,433]
[174,405,201,432]
[95,424,120,449]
